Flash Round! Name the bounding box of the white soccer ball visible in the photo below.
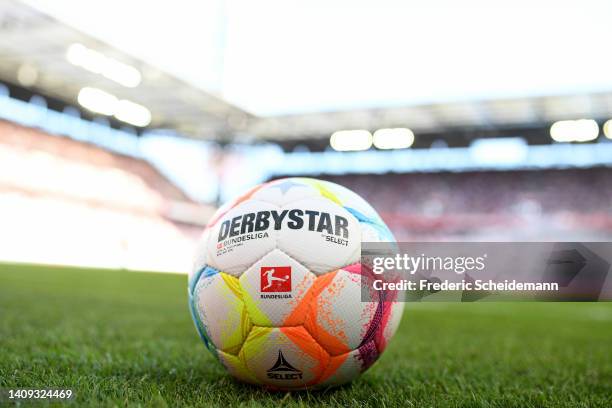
[189,177,404,390]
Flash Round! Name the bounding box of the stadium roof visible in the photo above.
[247,92,612,143]
[0,0,251,139]
[22,0,612,114]
[2,0,612,145]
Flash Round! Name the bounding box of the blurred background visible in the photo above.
[2,0,612,273]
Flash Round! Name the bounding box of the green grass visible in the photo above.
[1,263,611,407]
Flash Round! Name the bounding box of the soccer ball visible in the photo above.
[188,177,404,389]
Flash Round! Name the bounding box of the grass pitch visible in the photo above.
[1,263,611,407]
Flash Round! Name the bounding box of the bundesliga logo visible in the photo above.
[260,266,292,292]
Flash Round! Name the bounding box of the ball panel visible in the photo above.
[375,299,405,353]
[277,197,360,275]
[189,289,214,352]
[240,326,329,389]
[238,248,316,326]
[306,266,379,355]
[193,271,252,354]
[301,270,351,356]
[316,344,377,387]
[355,339,380,371]
[191,228,211,278]
[189,265,218,298]
[217,350,258,385]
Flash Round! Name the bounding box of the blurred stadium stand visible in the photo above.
[313,171,612,241]
[0,120,214,272]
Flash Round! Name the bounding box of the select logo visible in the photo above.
[267,350,303,380]
[260,266,292,292]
